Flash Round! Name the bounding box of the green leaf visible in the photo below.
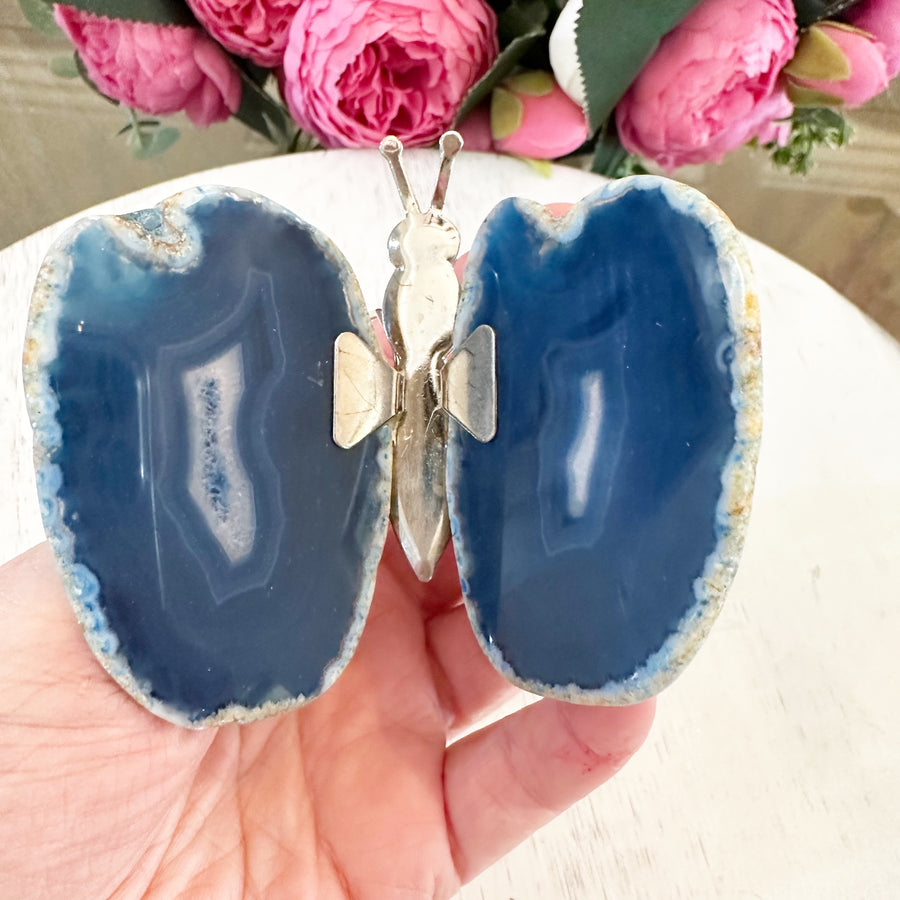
[288,130,320,153]
[792,0,863,28]
[576,0,704,132]
[763,107,851,175]
[18,0,63,36]
[590,122,646,176]
[515,156,554,177]
[61,0,196,26]
[233,72,294,150]
[505,70,555,96]
[75,51,120,105]
[784,25,851,81]
[236,59,272,89]
[50,54,80,78]
[786,83,845,108]
[453,27,545,127]
[490,88,524,139]
[592,127,629,176]
[129,125,180,159]
[496,0,552,42]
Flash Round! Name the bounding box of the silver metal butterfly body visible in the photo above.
[333,132,496,581]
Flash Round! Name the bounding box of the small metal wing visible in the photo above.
[443,323,497,443]
[332,331,396,450]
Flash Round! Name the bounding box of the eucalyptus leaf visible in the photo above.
[576,0,704,132]
[50,54,80,79]
[151,126,180,155]
[61,0,195,26]
[126,124,150,155]
[18,0,63,37]
[130,126,180,159]
[454,27,545,127]
[792,0,863,28]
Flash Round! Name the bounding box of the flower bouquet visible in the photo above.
[19,0,900,174]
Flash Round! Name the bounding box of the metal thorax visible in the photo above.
[333,132,497,581]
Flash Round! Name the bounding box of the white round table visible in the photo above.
[2,152,899,899]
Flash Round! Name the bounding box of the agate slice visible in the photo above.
[24,188,391,726]
[24,165,760,726]
[448,178,761,704]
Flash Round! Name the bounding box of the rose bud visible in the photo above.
[491,70,589,159]
[785,21,890,108]
[847,0,900,79]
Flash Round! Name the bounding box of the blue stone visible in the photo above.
[24,188,390,726]
[447,177,760,703]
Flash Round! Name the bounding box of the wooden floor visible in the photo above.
[2,3,899,341]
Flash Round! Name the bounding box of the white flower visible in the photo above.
[549,0,586,109]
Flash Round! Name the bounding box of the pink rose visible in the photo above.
[785,22,889,109]
[490,71,588,159]
[848,0,900,78]
[752,93,794,147]
[615,0,797,171]
[185,0,302,67]
[282,0,498,148]
[54,5,241,127]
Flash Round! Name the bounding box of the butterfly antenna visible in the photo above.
[430,131,463,212]
[379,136,420,214]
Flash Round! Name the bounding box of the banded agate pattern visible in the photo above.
[24,188,391,726]
[448,178,761,703]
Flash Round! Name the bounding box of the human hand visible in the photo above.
[0,535,653,899]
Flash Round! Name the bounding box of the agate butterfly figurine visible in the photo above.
[23,134,761,727]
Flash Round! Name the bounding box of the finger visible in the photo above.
[443,696,656,882]
[378,528,463,617]
[425,602,522,739]
[0,542,118,716]
[0,543,194,736]
[545,202,574,217]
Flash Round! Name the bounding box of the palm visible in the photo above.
[0,539,653,899]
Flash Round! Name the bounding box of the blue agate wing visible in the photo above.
[447,177,761,704]
[24,187,391,726]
